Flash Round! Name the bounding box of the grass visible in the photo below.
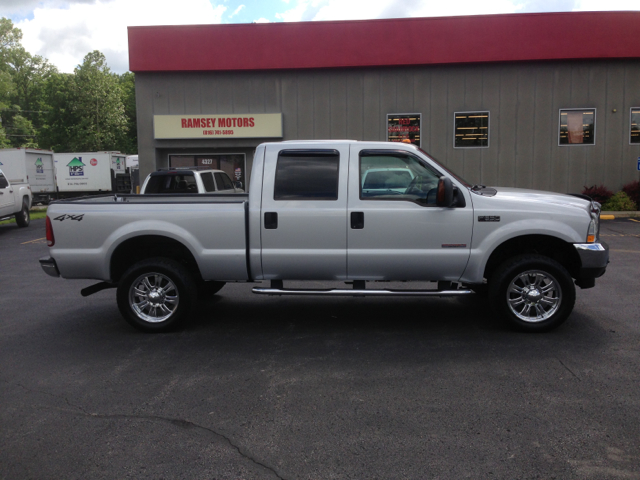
[0,209,48,225]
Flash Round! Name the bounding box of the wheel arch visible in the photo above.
[110,235,203,283]
[483,234,581,282]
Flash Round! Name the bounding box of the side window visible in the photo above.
[360,154,441,206]
[176,174,197,193]
[274,151,339,200]
[221,173,234,190]
[215,172,234,190]
[201,172,216,192]
[0,173,8,189]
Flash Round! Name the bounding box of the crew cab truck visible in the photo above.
[40,140,609,333]
[140,168,244,194]
[0,168,32,227]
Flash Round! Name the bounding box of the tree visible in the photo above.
[0,18,20,147]
[38,72,75,152]
[116,71,137,154]
[0,17,22,62]
[67,51,128,151]
[5,108,38,148]
[0,21,136,154]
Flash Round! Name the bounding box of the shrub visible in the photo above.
[601,191,638,211]
[622,180,640,207]
[582,184,614,204]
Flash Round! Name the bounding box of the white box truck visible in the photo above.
[54,151,131,198]
[0,148,56,203]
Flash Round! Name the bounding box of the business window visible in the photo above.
[631,108,640,145]
[559,108,595,145]
[454,112,489,148]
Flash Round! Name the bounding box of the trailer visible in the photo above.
[0,148,56,203]
[54,152,131,198]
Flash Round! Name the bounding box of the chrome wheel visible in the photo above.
[506,270,561,323]
[128,272,179,323]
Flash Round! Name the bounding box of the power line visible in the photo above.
[0,109,51,113]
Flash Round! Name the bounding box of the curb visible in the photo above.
[600,211,640,220]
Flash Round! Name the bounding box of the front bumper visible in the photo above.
[39,256,60,277]
[573,241,609,288]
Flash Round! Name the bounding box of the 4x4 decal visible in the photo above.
[53,214,84,222]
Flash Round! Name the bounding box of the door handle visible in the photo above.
[264,212,278,229]
[351,212,364,229]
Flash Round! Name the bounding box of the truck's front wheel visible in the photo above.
[117,258,197,332]
[489,254,575,332]
[15,198,30,227]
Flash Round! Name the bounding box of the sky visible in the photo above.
[1,0,638,75]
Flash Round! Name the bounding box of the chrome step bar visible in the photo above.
[252,287,473,297]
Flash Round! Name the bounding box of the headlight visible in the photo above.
[587,201,601,243]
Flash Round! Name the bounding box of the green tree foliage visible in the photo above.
[5,107,38,147]
[0,18,21,147]
[1,18,137,154]
[67,50,128,151]
[37,72,74,152]
[117,71,137,154]
[602,192,637,212]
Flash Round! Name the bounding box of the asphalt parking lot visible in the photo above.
[1,217,639,479]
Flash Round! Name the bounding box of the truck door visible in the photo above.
[346,146,473,281]
[0,171,14,215]
[260,145,350,280]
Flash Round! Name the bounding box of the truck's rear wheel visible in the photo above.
[489,254,575,332]
[117,258,197,332]
[15,198,30,227]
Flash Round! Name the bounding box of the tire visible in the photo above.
[488,254,576,332]
[116,258,197,332]
[197,281,226,298]
[15,198,30,228]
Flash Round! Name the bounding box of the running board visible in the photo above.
[252,287,473,297]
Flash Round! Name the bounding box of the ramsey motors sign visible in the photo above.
[154,113,283,139]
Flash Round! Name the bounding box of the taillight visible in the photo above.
[46,216,55,247]
[586,218,597,243]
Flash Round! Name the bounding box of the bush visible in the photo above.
[582,184,614,204]
[601,191,638,211]
[622,180,640,207]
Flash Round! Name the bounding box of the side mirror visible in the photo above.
[436,176,454,207]
[234,181,243,189]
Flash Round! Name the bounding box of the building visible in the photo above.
[128,11,640,194]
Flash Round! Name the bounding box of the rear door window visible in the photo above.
[201,172,216,192]
[274,151,340,200]
[214,172,235,191]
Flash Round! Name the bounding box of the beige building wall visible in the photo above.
[136,59,640,194]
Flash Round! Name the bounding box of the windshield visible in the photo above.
[415,147,471,188]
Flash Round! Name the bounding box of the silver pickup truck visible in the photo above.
[40,140,609,333]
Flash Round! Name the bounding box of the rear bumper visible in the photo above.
[39,256,60,277]
[573,241,609,288]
